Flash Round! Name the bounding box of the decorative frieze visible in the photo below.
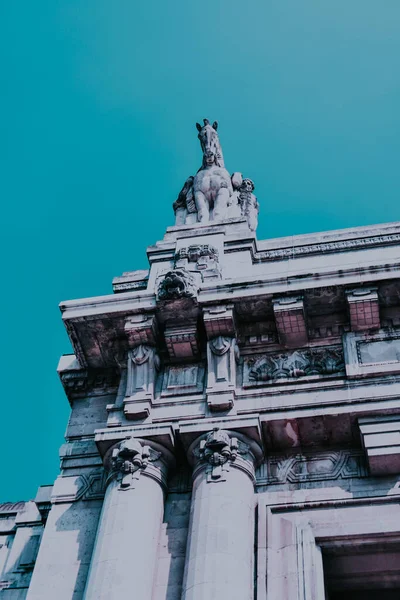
[112,269,149,293]
[273,296,308,347]
[255,232,400,262]
[256,450,367,486]
[51,470,107,503]
[346,287,380,331]
[244,346,344,386]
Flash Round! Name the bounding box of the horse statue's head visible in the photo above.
[196,119,225,168]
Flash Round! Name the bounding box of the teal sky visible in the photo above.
[1,1,400,501]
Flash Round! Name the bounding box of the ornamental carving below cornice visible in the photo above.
[244,346,344,385]
[157,268,198,302]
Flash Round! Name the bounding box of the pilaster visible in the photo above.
[203,305,238,412]
[123,313,159,420]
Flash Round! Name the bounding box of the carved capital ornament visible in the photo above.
[191,428,258,483]
[105,438,169,490]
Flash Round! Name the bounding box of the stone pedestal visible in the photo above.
[83,438,173,600]
[181,429,261,600]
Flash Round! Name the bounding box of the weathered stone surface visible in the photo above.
[8,123,400,599]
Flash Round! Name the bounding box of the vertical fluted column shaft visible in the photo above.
[181,428,261,600]
[83,437,174,600]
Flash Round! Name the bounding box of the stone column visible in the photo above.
[181,428,261,600]
[83,437,174,600]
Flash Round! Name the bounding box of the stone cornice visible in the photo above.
[255,232,400,262]
[60,261,400,320]
[255,221,400,259]
[198,259,400,302]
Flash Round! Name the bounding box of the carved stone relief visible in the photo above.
[157,268,198,302]
[243,346,345,386]
[175,244,221,280]
[51,470,107,503]
[256,450,368,486]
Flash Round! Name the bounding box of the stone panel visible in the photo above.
[243,346,344,387]
[344,329,400,378]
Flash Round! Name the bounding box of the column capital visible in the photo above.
[187,427,262,484]
[103,437,175,491]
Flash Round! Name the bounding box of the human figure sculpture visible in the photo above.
[238,178,259,231]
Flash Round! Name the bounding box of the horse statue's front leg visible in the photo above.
[213,187,229,221]
[194,190,209,223]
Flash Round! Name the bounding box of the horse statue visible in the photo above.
[173,119,259,230]
[193,119,233,222]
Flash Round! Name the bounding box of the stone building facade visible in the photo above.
[1,121,400,599]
